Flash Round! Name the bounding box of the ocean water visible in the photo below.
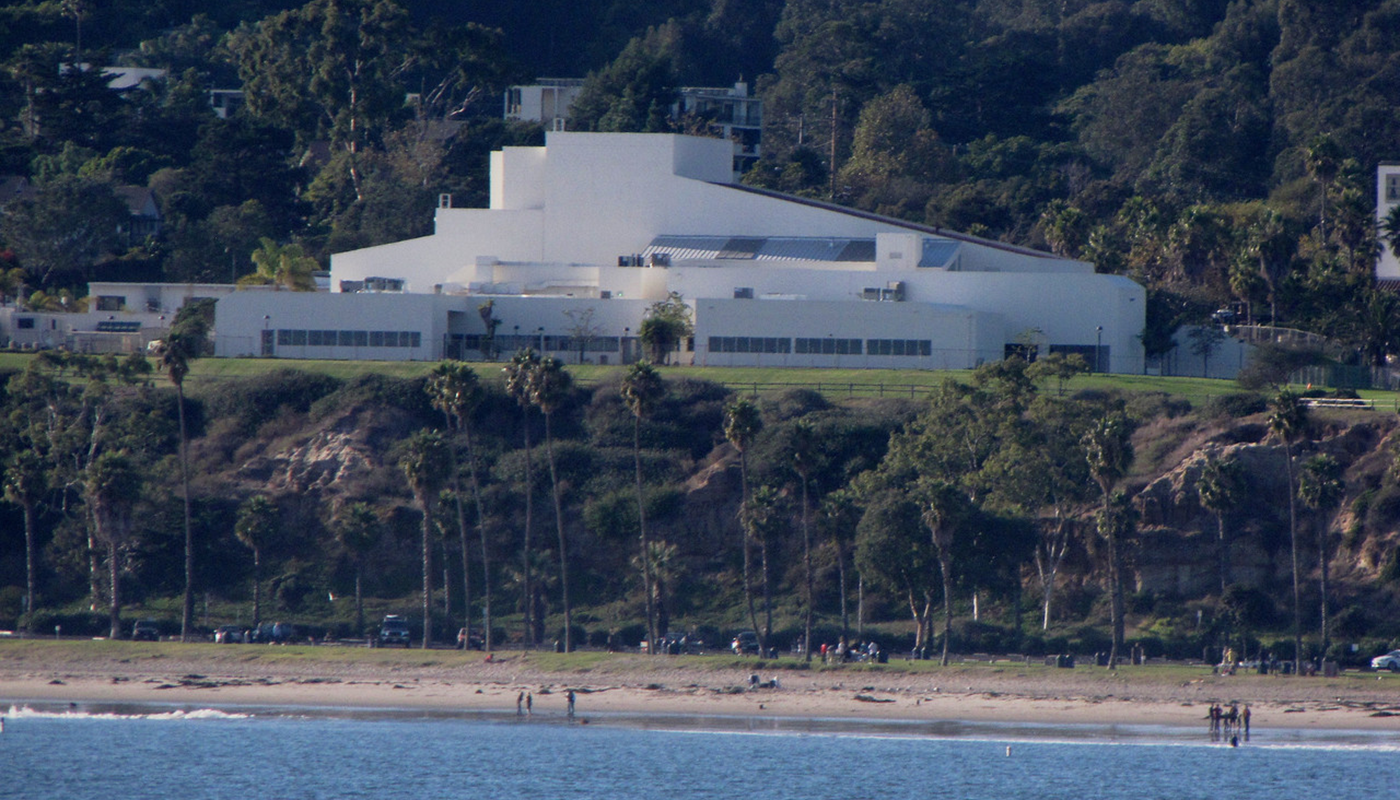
[2,703,1398,799]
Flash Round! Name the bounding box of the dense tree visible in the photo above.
[5,451,46,634]
[638,292,692,365]
[237,238,319,290]
[0,175,129,287]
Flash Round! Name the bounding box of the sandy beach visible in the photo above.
[4,642,1400,734]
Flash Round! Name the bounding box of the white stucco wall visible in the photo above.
[1378,163,1400,280]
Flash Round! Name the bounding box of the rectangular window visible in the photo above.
[409,332,421,348]
[96,296,123,312]
[16,317,34,329]
[1388,175,1400,202]
[354,330,368,347]
[292,329,307,346]
[308,330,323,346]
[277,329,292,345]
[339,330,354,347]
[369,331,384,347]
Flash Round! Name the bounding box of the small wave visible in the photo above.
[3,704,250,721]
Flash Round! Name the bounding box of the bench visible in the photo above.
[1301,398,1375,410]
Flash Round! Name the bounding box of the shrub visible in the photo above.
[1203,392,1266,419]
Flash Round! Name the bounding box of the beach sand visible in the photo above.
[4,645,1400,733]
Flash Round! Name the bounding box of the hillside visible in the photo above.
[2,356,1398,669]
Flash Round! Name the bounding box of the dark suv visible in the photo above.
[379,615,411,648]
[131,619,160,642]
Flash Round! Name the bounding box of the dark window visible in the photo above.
[16,317,34,329]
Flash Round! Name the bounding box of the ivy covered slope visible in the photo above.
[2,356,1399,665]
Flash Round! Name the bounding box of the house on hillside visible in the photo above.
[1378,162,1400,281]
[214,131,1146,372]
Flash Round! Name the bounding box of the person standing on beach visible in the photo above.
[526,692,533,715]
[516,691,524,716]
[567,690,576,719]
[1242,705,1251,738]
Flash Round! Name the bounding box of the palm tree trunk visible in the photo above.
[421,503,434,649]
[521,406,534,648]
[252,549,262,628]
[108,537,121,639]
[801,478,813,662]
[1217,512,1230,595]
[1286,445,1301,670]
[634,415,655,651]
[544,411,571,652]
[354,562,364,636]
[1319,522,1331,658]
[23,500,35,635]
[464,423,492,652]
[938,554,953,666]
[178,383,194,642]
[836,529,849,642]
[740,452,760,644]
[445,415,472,650]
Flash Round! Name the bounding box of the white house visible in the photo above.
[1378,163,1400,280]
[215,131,1145,372]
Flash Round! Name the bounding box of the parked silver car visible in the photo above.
[1371,650,1400,671]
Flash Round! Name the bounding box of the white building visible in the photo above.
[1378,163,1400,280]
[214,132,1145,372]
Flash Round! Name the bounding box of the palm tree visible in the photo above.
[503,348,541,646]
[917,478,968,666]
[402,430,451,649]
[529,356,575,650]
[235,495,277,629]
[1383,205,1400,260]
[819,488,860,641]
[87,450,140,640]
[1304,134,1342,240]
[1299,453,1343,659]
[631,540,680,637]
[427,361,492,650]
[620,361,665,650]
[5,450,44,635]
[154,330,197,642]
[237,237,318,290]
[723,397,763,644]
[1268,389,1309,670]
[1197,454,1242,595]
[1082,413,1133,669]
[790,420,821,662]
[334,501,381,637]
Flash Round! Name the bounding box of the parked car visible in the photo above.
[1371,650,1400,671]
[250,621,297,644]
[456,628,483,650]
[731,631,760,655]
[379,615,411,648]
[214,625,244,644]
[131,620,160,642]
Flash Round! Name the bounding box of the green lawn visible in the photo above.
[1,351,1392,409]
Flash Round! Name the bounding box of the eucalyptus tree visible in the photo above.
[427,360,491,650]
[154,330,197,642]
[87,451,140,640]
[401,430,451,649]
[529,356,575,651]
[333,501,381,636]
[1197,454,1243,594]
[855,489,936,650]
[1082,413,1134,669]
[1268,389,1309,668]
[5,450,45,634]
[503,348,541,645]
[235,495,278,628]
[620,361,665,649]
[723,396,764,643]
[1299,453,1343,657]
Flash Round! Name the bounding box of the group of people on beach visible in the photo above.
[819,638,881,664]
[515,689,577,720]
[1208,702,1250,744]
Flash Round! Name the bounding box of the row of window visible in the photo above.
[274,329,423,348]
[710,336,792,354]
[707,337,935,357]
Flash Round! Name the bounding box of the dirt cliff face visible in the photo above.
[1131,414,1398,597]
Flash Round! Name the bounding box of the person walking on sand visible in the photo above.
[516,691,524,716]
[567,690,576,719]
[526,692,533,716]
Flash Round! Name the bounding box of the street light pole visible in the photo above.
[1096,325,1103,373]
